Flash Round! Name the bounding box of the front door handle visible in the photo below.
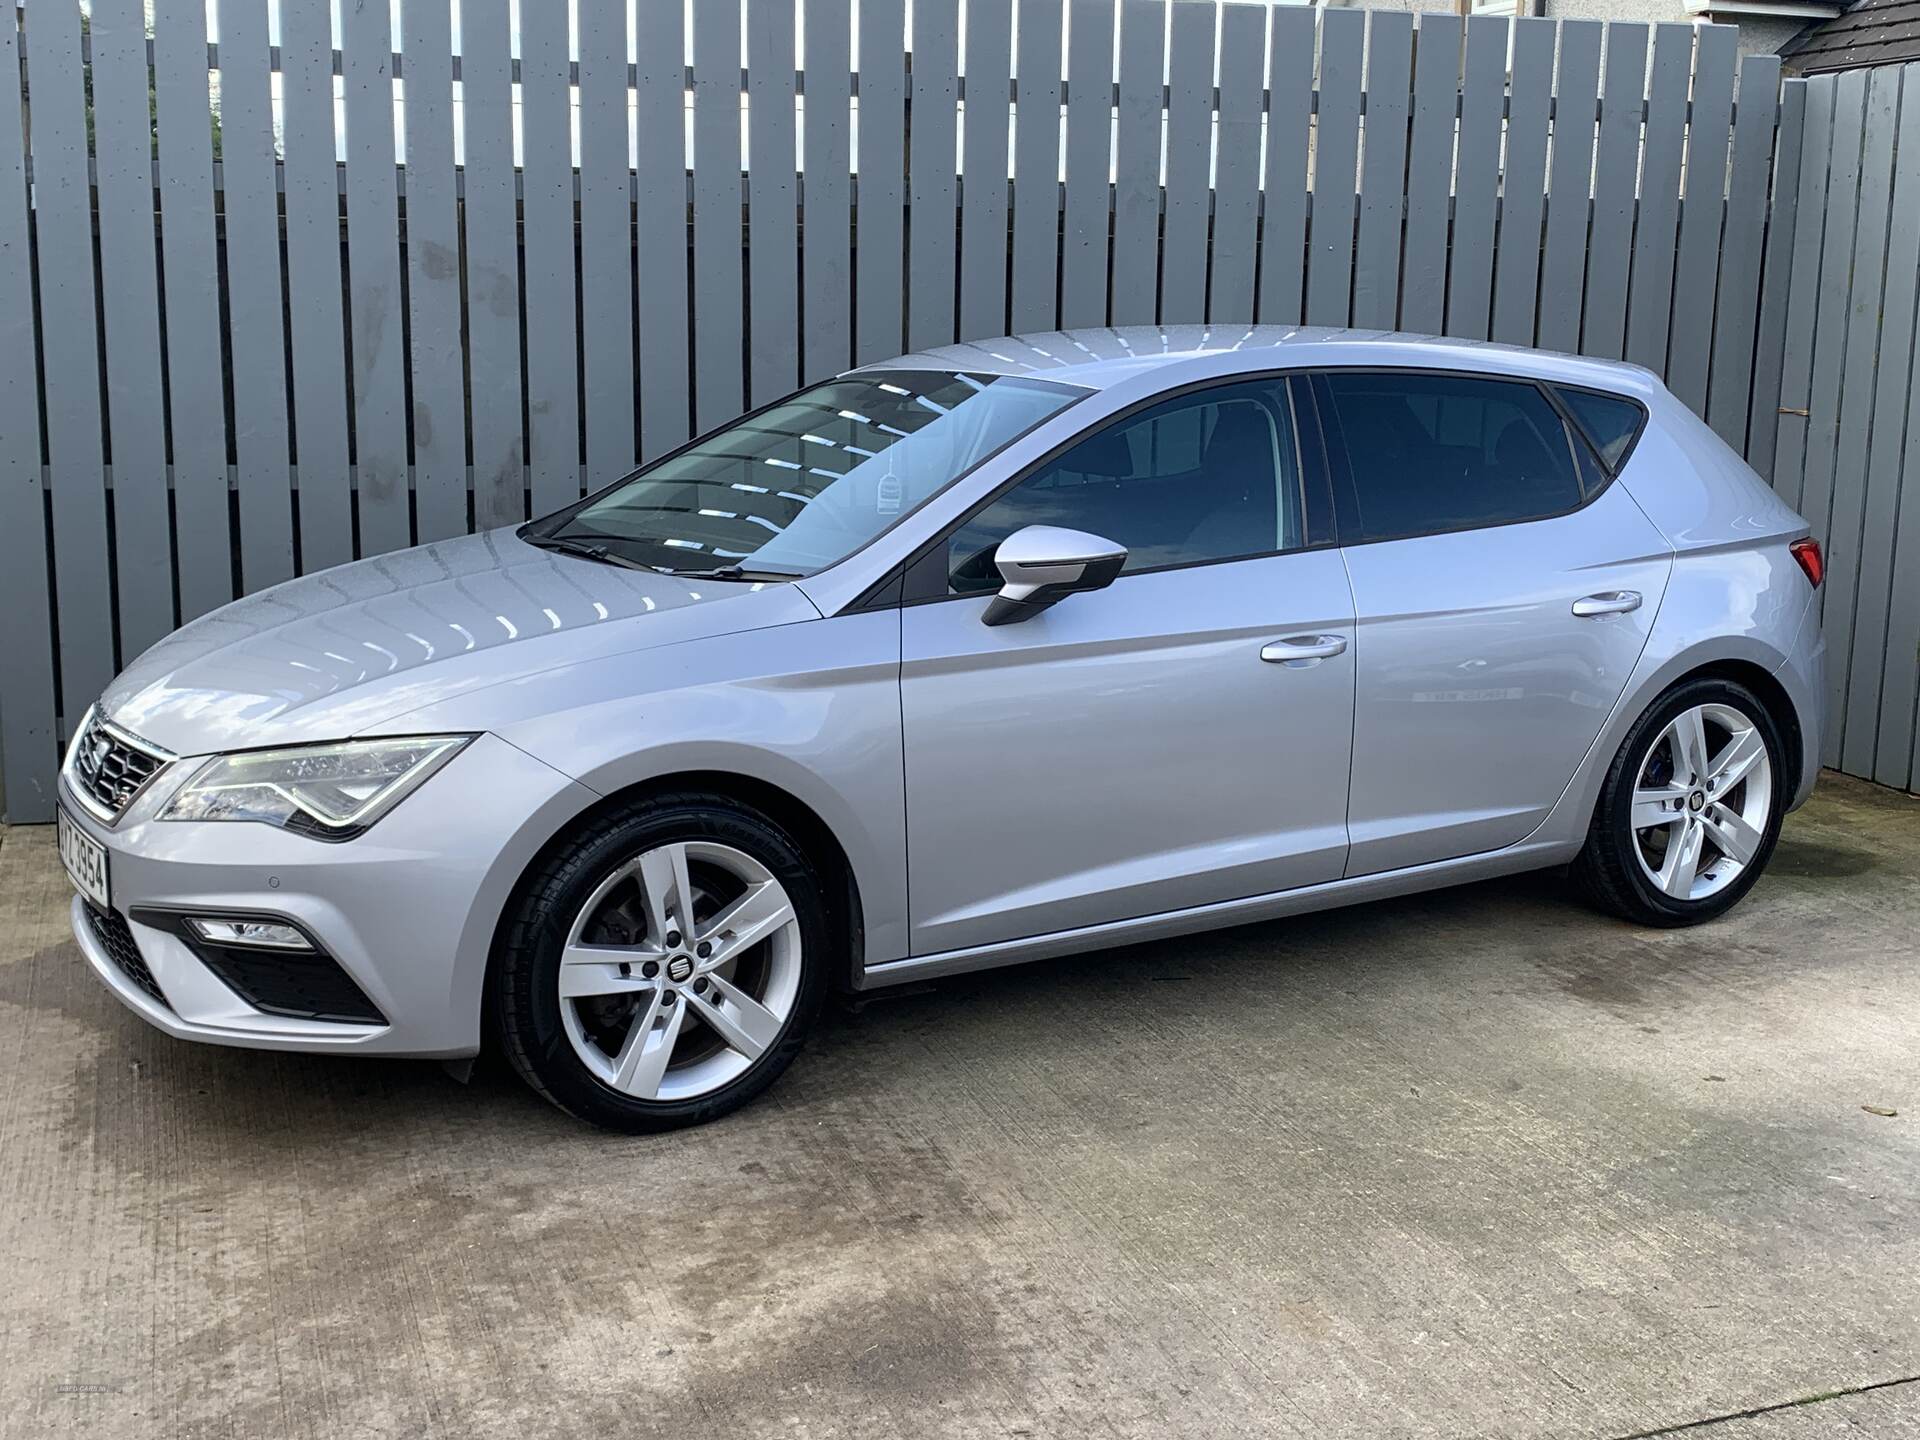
[1260,634,1348,664]
[1572,590,1643,618]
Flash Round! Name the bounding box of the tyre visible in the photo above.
[493,792,830,1131]
[1573,676,1787,927]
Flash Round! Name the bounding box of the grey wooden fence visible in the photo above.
[1774,62,1920,796]
[0,1,1823,820]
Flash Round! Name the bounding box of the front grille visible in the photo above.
[190,947,387,1025]
[68,712,168,821]
[84,905,171,1011]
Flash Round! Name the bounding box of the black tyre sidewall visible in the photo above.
[495,796,830,1132]
[1588,678,1788,926]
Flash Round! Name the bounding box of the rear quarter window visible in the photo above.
[1553,386,1647,473]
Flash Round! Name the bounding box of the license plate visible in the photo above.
[57,805,110,910]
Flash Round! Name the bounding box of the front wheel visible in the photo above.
[1573,677,1787,927]
[493,794,830,1131]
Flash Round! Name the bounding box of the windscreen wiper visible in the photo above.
[526,535,665,573]
[669,564,804,582]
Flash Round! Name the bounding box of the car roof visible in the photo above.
[849,325,1662,399]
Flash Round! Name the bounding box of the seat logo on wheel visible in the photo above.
[667,955,694,983]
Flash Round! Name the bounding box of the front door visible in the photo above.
[899,377,1358,956]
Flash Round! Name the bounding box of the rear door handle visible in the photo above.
[1572,590,1642,618]
[1260,634,1348,664]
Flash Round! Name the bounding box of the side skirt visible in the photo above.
[856,839,1578,989]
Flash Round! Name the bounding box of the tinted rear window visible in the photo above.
[1319,372,1585,544]
[1554,386,1646,472]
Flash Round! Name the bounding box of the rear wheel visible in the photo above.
[1574,678,1786,926]
[494,794,829,1131]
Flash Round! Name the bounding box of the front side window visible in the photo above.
[947,380,1303,592]
[530,370,1083,577]
[1318,372,1586,544]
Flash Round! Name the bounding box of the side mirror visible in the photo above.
[982,525,1128,626]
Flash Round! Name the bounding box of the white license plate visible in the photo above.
[57,805,111,910]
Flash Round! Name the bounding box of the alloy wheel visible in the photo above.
[556,839,802,1102]
[1629,701,1774,903]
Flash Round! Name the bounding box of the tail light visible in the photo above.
[1790,537,1824,588]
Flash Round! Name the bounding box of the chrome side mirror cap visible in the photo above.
[982,525,1128,626]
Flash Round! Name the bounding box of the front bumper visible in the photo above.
[65,732,592,1057]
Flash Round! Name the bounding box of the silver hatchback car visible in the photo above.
[60,328,1826,1131]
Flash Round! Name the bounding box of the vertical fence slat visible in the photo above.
[1160,1,1215,324]
[636,0,692,446]
[1063,0,1117,329]
[151,4,230,625]
[1445,15,1507,341]
[798,0,852,384]
[218,0,294,588]
[1745,79,1806,480]
[1258,7,1314,327]
[1208,2,1265,326]
[1352,13,1412,333]
[0,2,55,817]
[960,0,1014,341]
[461,0,527,521]
[402,0,468,542]
[581,0,638,480]
[693,0,746,427]
[1770,77,1833,507]
[1623,24,1692,376]
[27,1,112,711]
[1307,10,1363,328]
[852,0,903,365]
[1113,0,1167,326]
[154,0,232,614]
[748,0,799,402]
[340,0,410,551]
[1400,14,1460,336]
[907,0,961,351]
[1583,24,1648,360]
[1536,21,1602,356]
[1491,18,1554,347]
[1010,0,1064,333]
[91,0,174,653]
[523,1,583,506]
[1707,56,1782,451]
[279,0,355,564]
[1798,71,1868,533]
[1820,65,1899,765]
[1870,68,1920,787]
[1666,25,1738,414]
[1849,67,1920,779]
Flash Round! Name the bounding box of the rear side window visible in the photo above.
[1317,372,1586,544]
[1553,386,1647,472]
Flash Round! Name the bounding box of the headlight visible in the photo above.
[159,735,473,840]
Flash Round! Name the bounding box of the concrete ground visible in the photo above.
[2,774,1917,1440]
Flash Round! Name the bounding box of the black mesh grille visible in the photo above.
[69,714,166,819]
[188,943,386,1025]
[85,905,170,1011]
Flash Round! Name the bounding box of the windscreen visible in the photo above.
[533,370,1085,577]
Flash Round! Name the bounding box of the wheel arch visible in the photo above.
[487,768,869,1005]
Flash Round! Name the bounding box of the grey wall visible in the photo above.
[0,1,1838,818]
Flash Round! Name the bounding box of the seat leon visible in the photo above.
[59,328,1826,1131]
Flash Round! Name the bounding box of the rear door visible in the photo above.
[1311,370,1672,876]
[899,376,1358,955]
